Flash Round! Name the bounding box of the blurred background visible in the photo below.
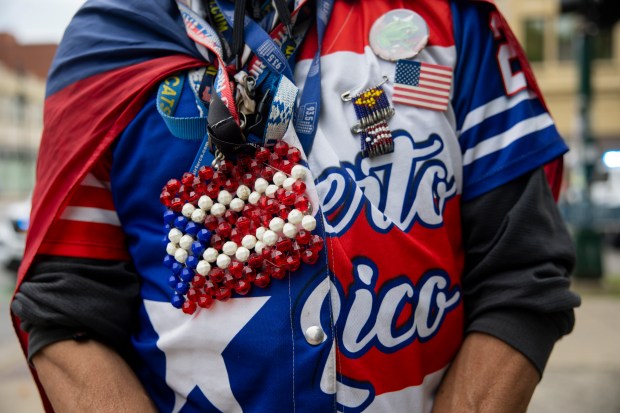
[0,0,619,412]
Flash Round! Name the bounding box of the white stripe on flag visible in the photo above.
[419,72,452,83]
[462,113,554,165]
[394,89,449,105]
[60,206,121,226]
[392,96,448,111]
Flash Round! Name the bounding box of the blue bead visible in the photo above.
[163,255,175,268]
[162,236,170,247]
[167,274,178,288]
[180,267,194,282]
[186,255,199,269]
[191,241,205,257]
[163,210,177,225]
[164,224,171,232]
[197,229,212,245]
[174,216,188,230]
[171,262,183,275]
[171,294,184,309]
[176,282,189,295]
[185,222,200,236]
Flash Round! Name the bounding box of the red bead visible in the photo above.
[249,159,262,175]
[218,160,234,175]
[290,242,302,257]
[230,228,243,244]
[281,191,296,206]
[224,210,238,225]
[160,191,173,207]
[249,209,262,224]
[276,237,292,252]
[209,267,225,283]
[259,212,271,228]
[181,172,195,187]
[258,195,268,209]
[199,166,214,181]
[271,265,287,280]
[241,266,256,282]
[234,279,252,295]
[223,273,236,288]
[236,216,251,233]
[294,195,310,212]
[265,198,280,214]
[271,250,286,267]
[261,166,275,181]
[178,186,193,201]
[229,261,244,278]
[205,183,219,198]
[277,204,289,220]
[296,229,311,245]
[237,153,252,168]
[182,300,197,314]
[292,180,306,195]
[193,182,207,195]
[301,249,319,264]
[166,179,181,194]
[198,294,214,308]
[215,285,232,301]
[287,147,302,163]
[254,272,271,288]
[255,147,271,163]
[205,280,218,296]
[248,253,263,269]
[170,198,184,212]
[242,173,255,186]
[211,234,225,250]
[285,255,301,271]
[204,214,219,231]
[268,153,282,168]
[261,246,272,260]
[187,191,200,204]
[230,165,244,180]
[280,160,293,174]
[213,171,226,187]
[224,178,239,192]
[309,235,324,252]
[274,140,289,157]
[187,288,200,302]
[192,275,206,288]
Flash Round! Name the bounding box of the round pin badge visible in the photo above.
[369,9,430,61]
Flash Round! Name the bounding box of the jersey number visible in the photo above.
[490,12,527,96]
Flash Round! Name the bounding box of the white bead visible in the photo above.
[255,226,266,241]
[229,198,245,212]
[235,247,250,262]
[283,177,297,191]
[181,203,196,218]
[236,185,251,200]
[302,215,317,231]
[198,195,213,211]
[254,240,266,254]
[191,208,206,223]
[283,222,298,238]
[291,165,307,180]
[254,178,269,194]
[217,190,233,206]
[203,248,218,263]
[222,241,238,256]
[174,248,188,264]
[265,184,278,198]
[269,217,285,233]
[273,171,287,187]
[216,253,231,269]
[287,209,303,225]
[241,235,257,250]
[210,203,226,217]
[165,242,177,256]
[248,191,261,205]
[168,228,183,244]
[262,230,278,246]
[179,234,194,250]
[196,260,211,276]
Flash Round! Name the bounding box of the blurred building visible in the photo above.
[498,0,620,162]
[0,33,56,200]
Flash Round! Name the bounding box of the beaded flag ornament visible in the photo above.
[342,76,395,158]
[159,141,324,314]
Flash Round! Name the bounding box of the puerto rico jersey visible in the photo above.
[14,1,568,412]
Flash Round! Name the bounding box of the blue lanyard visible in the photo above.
[294,0,333,155]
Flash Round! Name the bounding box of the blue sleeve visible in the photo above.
[450,1,568,201]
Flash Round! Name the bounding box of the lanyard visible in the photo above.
[294,0,333,154]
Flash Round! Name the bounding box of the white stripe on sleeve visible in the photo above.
[60,206,122,226]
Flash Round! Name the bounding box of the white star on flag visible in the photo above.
[144,297,270,413]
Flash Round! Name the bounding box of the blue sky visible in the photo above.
[0,0,84,44]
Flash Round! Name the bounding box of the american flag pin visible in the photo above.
[341,76,396,159]
[393,60,453,111]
